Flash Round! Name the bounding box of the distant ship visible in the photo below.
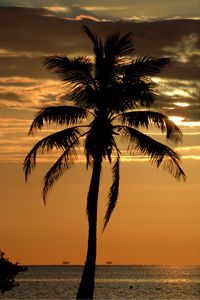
[62,261,69,265]
[106,261,112,265]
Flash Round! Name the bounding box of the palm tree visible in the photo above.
[24,26,186,299]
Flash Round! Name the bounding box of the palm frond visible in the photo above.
[83,25,107,87]
[102,32,134,88]
[104,31,134,59]
[24,127,83,181]
[42,140,79,204]
[82,25,103,59]
[120,111,183,143]
[43,56,96,89]
[29,106,88,134]
[103,155,120,231]
[123,57,170,79]
[68,85,98,110]
[120,125,186,181]
[123,80,157,107]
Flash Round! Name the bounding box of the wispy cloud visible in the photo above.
[44,6,71,13]
[0,77,63,109]
[152,77,200,122]
[163,33,200,64]
[69,14,100,22]
[0,48,50,58]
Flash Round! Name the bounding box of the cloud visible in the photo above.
[0,76,39,86]
[178,146,200,160]
[1,0,199,20]
[163,33,200,63]
[0,7,199,122]
[81,5,126,12]
[0,76,63,110]
[0,57,50,79]
[71,14,100,22]
[0,8,199,81]
[0,91,22,102]
[0,112,199,163]
[44,6,71,13]
[0,6,199,164]
[151,78,200,122]
[0,116,64,162]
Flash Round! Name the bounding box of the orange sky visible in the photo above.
[0,3,199,266]
[0,156,199,265]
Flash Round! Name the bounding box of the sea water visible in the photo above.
[0,265,200,299]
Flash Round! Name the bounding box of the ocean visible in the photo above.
[0,265,200,299]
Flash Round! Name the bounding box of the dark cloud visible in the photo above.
[0,8,199,54]
[0,79,38,87]
[162,62,200,81]
[0,57,48,78]
[0,91,22,102]
[64,6,101,21]
[155,95,200,122]
[0,0,199,20]
[0,8,199,80]
[0,7,199,121]
[0,7,84,54]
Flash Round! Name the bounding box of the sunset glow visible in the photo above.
[174,102,190,107]
[164,89,190,97]
[168,116,185,125]
[0,1,199,267]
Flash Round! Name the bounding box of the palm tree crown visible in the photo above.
[24,25,185,299]
[24,25,185,229]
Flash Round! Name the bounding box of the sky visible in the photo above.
[0,1,199,265]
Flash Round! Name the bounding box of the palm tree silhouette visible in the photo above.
[24,26,186,299]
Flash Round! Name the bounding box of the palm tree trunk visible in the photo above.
[76,154,102,299]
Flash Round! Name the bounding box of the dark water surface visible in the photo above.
[1,265,200,299]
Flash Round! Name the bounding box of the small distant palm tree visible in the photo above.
[24,26,185,299]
